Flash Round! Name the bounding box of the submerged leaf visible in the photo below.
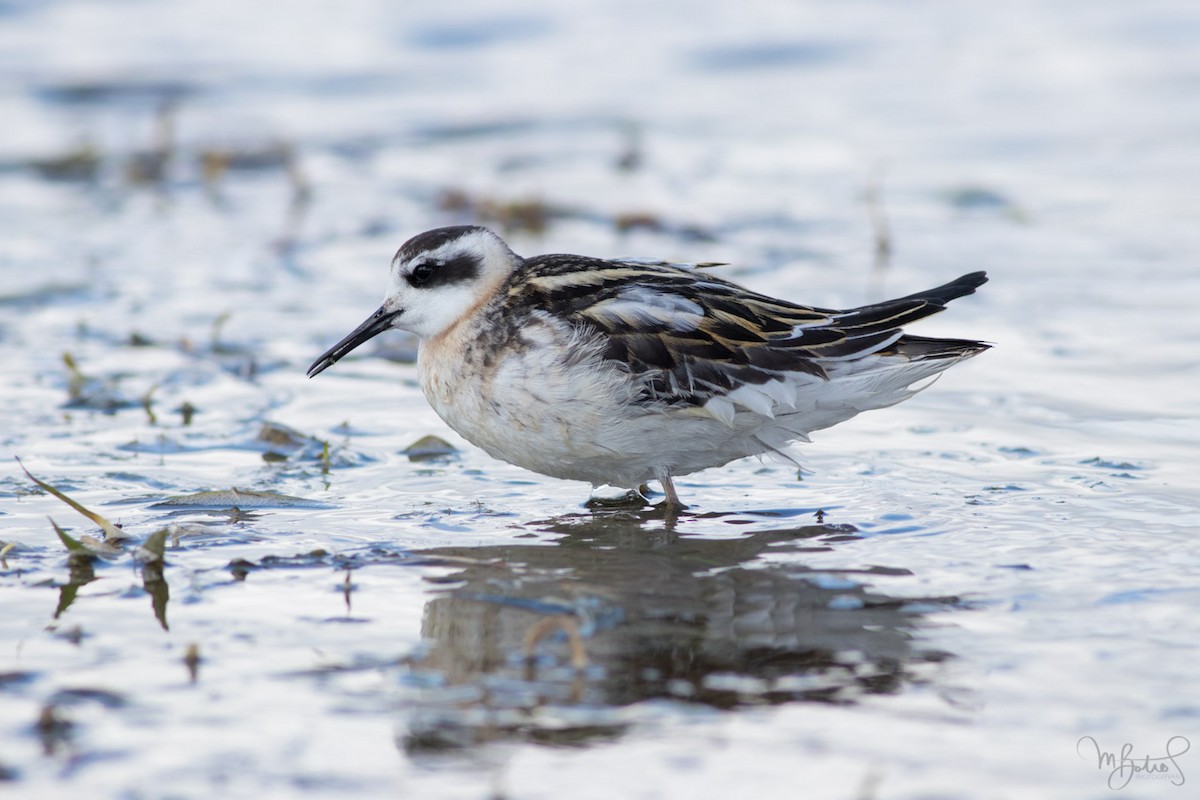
[154,487,333,509]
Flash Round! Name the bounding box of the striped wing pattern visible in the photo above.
[509,256,988,408]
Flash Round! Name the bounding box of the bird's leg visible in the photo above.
[658,474,687,511]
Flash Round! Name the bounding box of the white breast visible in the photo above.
[419,313,657,486]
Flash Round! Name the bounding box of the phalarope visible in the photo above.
[308,226,989,508]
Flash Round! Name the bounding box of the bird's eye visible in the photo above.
[410,262,435,285]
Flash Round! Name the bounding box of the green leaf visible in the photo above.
[50,518,92,556]
[17,457,131,541]
[137,529,169,564]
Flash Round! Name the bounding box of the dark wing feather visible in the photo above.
[511,256,987,407]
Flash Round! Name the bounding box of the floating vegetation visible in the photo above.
[153,487,334,509]
[48,519,103,619]
[18,458,131,542]
[200,140,311,245]
[437,186,716,241]
[199,142,293,178]
[35,703,74,757]
[30,144,101,183]
[248,421,353,467]
[140,383,160,425]
[256,421,303,453]
[32,470,169,620]
[176,401,197,426]
[183,643,201,683]
[437,187,564,235]
[29,467,174,629]
[207,312,240,355]
[613,211,716,242]
[402,434,459,461]
[135,528,168,564]
[49,519,121,559]
[61,352,136,413]
[123,103,176,187]
[320,440,332,475]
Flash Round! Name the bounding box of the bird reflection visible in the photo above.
[397,510,959,754]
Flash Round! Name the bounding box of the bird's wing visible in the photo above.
[517,255,987,408]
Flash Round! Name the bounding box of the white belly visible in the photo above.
[418,315,662,487]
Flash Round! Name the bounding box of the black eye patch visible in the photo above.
[405,254,481,288]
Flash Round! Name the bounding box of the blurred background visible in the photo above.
[1,1,1198,797]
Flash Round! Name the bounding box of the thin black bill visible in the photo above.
[307,306,401,378]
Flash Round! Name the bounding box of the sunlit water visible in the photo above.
[2,1,1199,797]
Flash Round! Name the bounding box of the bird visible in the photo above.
[308,225,989,509]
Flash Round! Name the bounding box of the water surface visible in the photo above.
[2,1,1198,797]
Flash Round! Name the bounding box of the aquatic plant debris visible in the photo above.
[17,457,132,541]
[402,434,459,460]
[153,487,334,509]
[136,529,169,564]
[49,519,94,557]
[184,643,201,683]
[60,352,135,411]
[49,518,122,557]
[254,421,329,461]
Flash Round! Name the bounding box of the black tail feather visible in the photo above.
[886,334,991,360]
[886,271,989,307]
[835,271,989,334]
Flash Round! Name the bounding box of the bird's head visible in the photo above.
[307,226,518,378]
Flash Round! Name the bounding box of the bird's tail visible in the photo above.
[886,333,991,361]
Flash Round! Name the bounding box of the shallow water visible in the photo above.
[2,1,1199,797]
